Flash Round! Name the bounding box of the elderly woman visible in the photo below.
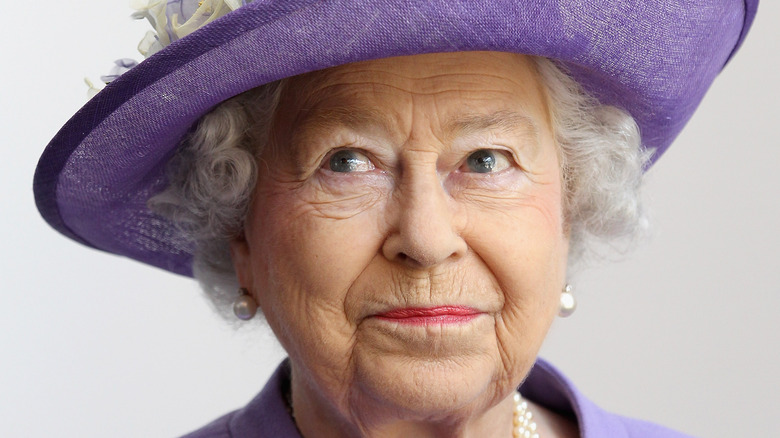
[33,0,757,437]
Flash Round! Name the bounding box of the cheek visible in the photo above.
[246,183,389,367]
[468,202,566,308]
[257,188,389,298]
[461,180,567,359]
[461,164,567,285]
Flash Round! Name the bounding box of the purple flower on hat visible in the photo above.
[99,58,140,84]
[85,58,139,98]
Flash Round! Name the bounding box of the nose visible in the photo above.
[382,164,467,268]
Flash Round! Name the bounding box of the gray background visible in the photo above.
[2,2,777,437]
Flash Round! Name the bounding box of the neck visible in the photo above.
[290,373,518,438]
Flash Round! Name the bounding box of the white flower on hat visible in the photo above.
[87,0,249,97]
[131,0,249,57]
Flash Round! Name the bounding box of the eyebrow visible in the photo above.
[444,110,540,140]
[296,106,395,136]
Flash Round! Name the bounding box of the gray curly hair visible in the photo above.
[149,56,649,321]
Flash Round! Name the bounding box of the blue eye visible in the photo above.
[464,150,510,173]
[328,150,374,173]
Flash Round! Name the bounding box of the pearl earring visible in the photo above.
[233,287,258,320]
[558,284,576,317]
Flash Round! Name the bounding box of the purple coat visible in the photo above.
[180,359,692,437]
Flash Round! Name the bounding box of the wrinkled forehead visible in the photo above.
[275,51,552,137]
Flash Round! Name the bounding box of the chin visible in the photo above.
[349,348,510,419]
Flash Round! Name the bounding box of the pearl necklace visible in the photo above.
[513,391,540,438]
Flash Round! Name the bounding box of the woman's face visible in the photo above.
[232,51,568,431]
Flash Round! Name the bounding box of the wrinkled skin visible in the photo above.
[231,52,572,437]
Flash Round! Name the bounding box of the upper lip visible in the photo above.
[374,306,482,319]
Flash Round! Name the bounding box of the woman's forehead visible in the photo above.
[278,51,551,134]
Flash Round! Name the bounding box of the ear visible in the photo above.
[229,233,254,289]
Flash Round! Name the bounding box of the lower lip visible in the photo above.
[374,306,482,325]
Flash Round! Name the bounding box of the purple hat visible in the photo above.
[33,0,758,276]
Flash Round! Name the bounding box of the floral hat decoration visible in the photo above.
[34,0,758,276]
[87,0,248,96]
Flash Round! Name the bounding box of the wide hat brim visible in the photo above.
[33,0,758,276]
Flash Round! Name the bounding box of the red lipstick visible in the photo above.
[374,306,481,325]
